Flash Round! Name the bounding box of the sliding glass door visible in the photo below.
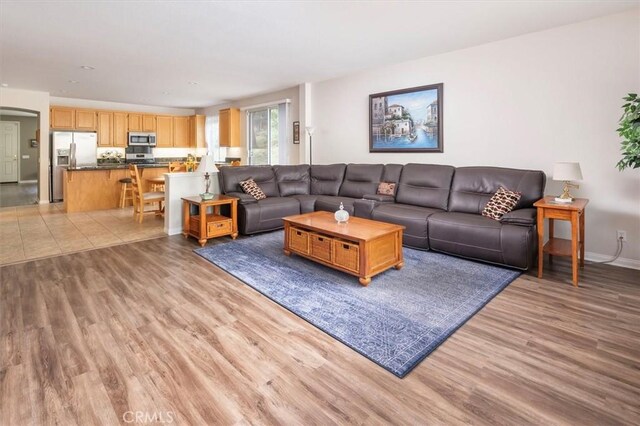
[247,107,279,165]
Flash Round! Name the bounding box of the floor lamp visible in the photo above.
[305,126,315,165]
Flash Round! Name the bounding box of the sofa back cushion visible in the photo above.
[219,166,280,197]
[338,164,384,198]
[382,164,404,185]
[273,165,310,196]
[449,166,545,214]
[310,164,347,196]
[395,163,455,210]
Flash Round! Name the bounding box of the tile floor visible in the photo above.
[0,182,38,207]
[0,203,165,265]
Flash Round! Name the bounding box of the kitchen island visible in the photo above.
[63,164,169,213]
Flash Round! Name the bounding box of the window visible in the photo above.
[246,101,289,165]
[204,115,221,160]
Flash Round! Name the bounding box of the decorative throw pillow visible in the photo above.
[481,187,521,220]
[377,182,396,196]
[239,178,267,200]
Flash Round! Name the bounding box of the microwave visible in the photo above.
[128,132,156,147]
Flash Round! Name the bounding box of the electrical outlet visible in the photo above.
[617,230,627,242]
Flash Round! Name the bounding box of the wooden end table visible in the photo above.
[534,196,589,286]
[182,195,239,247]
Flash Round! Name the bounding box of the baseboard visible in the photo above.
[166,226,182,236]
[38,199,49,205]
[584,251,640,271]
[19,180,37,184]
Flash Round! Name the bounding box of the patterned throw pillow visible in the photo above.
[239,178,267,200]
[481,187,521,220]
[377,182,396,196]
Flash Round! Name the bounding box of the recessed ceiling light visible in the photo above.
[188,81,199,85]
[80,65,95,70]
[68,80,79,84]
[0,83,8,87]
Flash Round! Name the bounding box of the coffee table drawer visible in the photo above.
[333,240,359,273]
[289,227,310,254]
[310,233,332,262]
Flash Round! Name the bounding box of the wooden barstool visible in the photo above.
[119,177,133,208]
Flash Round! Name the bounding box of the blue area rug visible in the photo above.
[195,231,520,378]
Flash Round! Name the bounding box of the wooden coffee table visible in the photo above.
[283,211,404,286]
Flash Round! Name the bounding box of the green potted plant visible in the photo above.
[617,93,640,170]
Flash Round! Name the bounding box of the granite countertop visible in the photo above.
[67,163,170,171]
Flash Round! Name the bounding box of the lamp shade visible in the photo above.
[197,154,219,174]
[553,162,582,181]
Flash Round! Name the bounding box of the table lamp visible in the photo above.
[305,126,315,165]
[553,162,582,203]
[197,154,219,200]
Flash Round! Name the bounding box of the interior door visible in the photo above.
[0,122,19,183]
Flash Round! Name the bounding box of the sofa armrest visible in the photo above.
[226,192,258,204]
[362,194,395,203]
[500,208,536,226]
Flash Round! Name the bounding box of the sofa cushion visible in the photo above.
[219,165,280,197]
[338,164,384,198]
[239,178,267,200]
[481,187,521,220]
[314,196,357,215]
[290,194,317,213]
[371,203,441,249]
[449,167,545,214]
[310,164,346,196]
[395,163,455,210]
[273,165,310,196]
[428,211,535,269]
[500,208,536,226]
[382,164,404,185]
[238,197,300,234]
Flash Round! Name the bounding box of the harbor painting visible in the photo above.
[369,83,443,152]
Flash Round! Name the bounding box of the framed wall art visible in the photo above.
[293,121,300,144]
[369,83,443,153]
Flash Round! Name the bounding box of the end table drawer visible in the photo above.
[333,240,359,273]
[289,228,310,254]
[207,219,232,237]
[310,233,332,262]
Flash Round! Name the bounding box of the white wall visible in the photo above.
[50,97,195,115]
[0,87,50,201]
[310,10,640,266]
[198,85,300,164]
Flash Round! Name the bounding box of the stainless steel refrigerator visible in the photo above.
[50,131,98,202]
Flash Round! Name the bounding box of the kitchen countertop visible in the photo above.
[66,163,170,171]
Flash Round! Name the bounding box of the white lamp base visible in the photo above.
[554,197,573,203]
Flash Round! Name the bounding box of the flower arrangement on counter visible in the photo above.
[98,150,124,164]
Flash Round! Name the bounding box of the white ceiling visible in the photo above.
[1,1,636,108]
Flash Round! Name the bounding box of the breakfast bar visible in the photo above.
[63,164,169,213]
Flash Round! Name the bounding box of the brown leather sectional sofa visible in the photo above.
[219,163,545,270]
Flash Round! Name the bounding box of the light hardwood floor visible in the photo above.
[0,235,639,425]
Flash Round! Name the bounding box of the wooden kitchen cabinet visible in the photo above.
[173,116,190,147]
[190,114,206,148]
[142,114,156,132]
[156,115,173,147]
[50,107,75,129]
[75,109,97,131]
[219,108,240,147]
[113,112,128,147]
[96,111,113,146]
[128,113,143,131]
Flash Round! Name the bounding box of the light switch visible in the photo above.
[22,155,30,159]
